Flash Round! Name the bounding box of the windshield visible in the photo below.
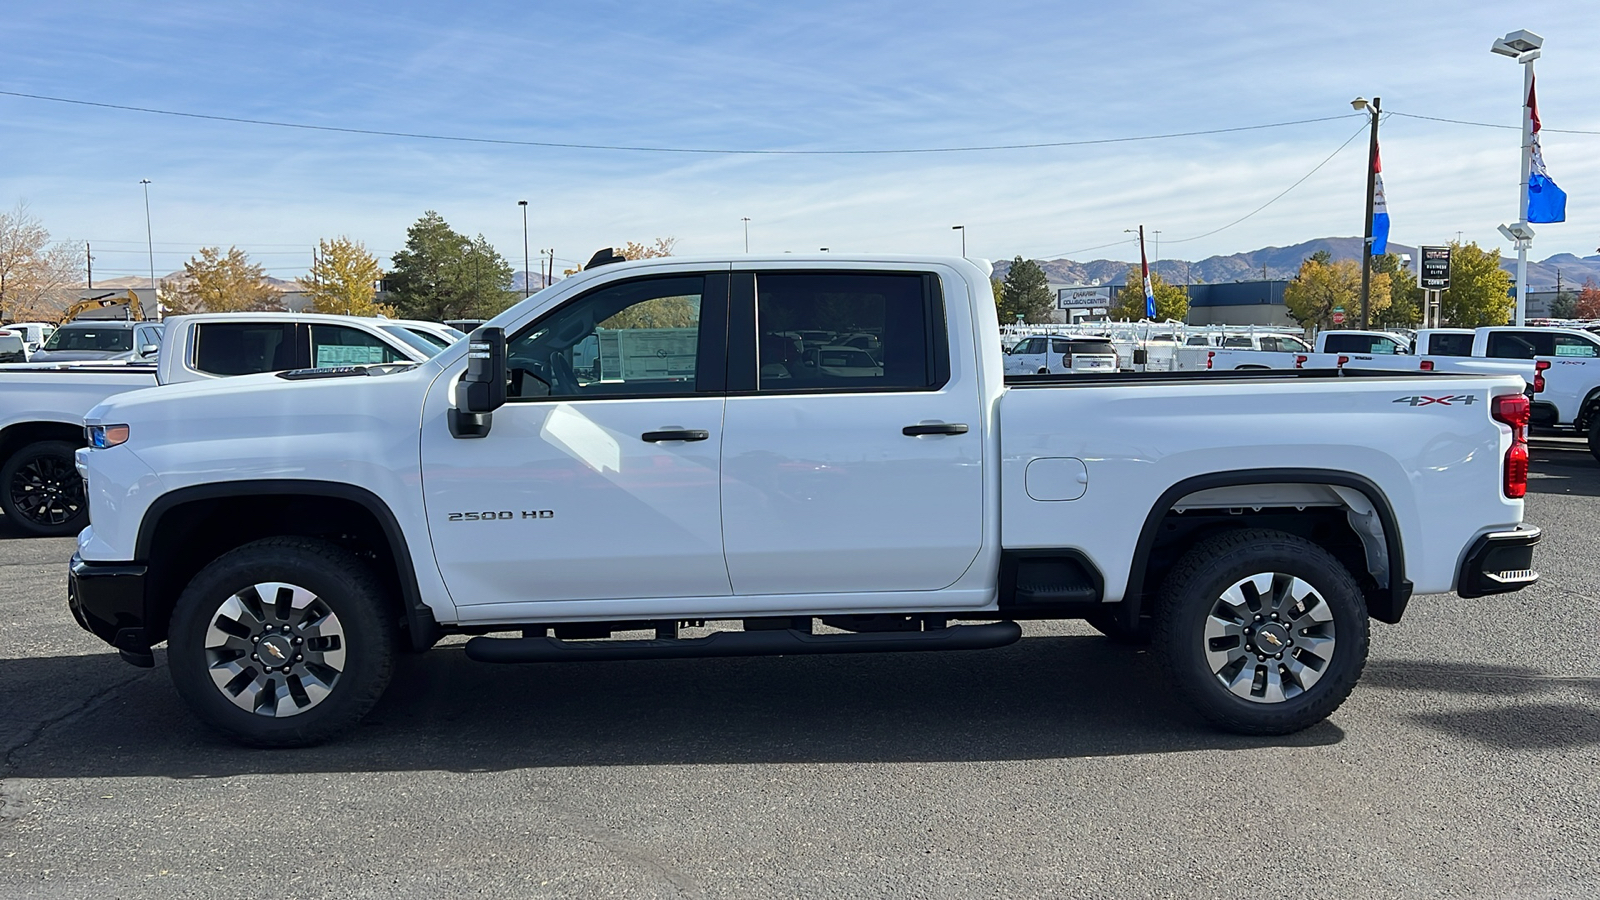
[379,325,448,357]
[42,325,133,352]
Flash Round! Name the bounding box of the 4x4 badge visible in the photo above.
[1392,394,1478,406]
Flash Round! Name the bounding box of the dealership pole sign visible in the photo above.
[1419,246,1451,291]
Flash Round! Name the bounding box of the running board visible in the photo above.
[463,621,1022,664]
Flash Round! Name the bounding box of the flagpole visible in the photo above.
[1358,97,1380,330]
[1515,61,1534,327]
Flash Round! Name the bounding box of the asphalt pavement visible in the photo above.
[2,445,1596,899]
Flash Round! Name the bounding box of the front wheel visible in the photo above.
[1153,529,1369,735]
[1,440,87,537]
[167,537,396,747]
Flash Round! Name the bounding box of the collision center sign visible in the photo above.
[1058,286,1112,309]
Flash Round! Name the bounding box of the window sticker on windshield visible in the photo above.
[316,345,387,366]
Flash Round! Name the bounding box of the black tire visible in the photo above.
[167,537,396,747]
[1084,609,1152,645]
[1153,528,1369,735]
[1588,417,1600,465]
[0,440,87,537]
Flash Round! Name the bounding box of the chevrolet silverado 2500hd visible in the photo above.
[0,313,432,536]
[68,255,1540,746]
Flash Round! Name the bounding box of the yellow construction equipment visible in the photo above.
[59,290,145,324]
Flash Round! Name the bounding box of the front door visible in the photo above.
[719,269,985,596]
[421,272,732,608]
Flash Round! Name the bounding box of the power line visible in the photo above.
[1035,119,1369,260]
[0,88,1361,155]
[1387,110,1600,135]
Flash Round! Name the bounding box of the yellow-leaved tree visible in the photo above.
[302,236,391,316]
[1284,255,1390,330]
[602,238,696,328]
[166,246,283,314]
[1111,267,1189,321]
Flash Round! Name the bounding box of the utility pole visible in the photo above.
[139,179,155,292]
[1492,29,1544,326]
[518,200,531,297]
[86,242,93,289]
[1354,97,1381,330]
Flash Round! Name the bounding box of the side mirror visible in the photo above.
[450,326,506,439]
[139,344,159,357]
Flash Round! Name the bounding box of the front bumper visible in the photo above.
[1456,525,1541,599]
[67,553,154,667]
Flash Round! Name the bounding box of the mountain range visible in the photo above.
[991,237,1600,292]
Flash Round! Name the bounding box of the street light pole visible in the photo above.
[518,200,531,297]
[1492,29,1544,327]
[139,179,155,295]
[1352,97,1380,330]
[952,225,965,257]
[741,217,751,253]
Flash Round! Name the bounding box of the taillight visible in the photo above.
[1337,355,1350,368]
[1420,359,1434,371]
[1206,351,1214,370]
[1294,354,1307,368]
[1492,393,1530,499]
[1533,359,1550,393]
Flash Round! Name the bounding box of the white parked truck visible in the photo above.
[69,255,1540,746]
[0,313,433,536]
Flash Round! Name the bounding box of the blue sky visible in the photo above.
[4,1,1599,283]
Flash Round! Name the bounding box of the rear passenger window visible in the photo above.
[1428,334,1474,357]
[193,323,296,375]
[310,325,409,367]
[755,273,943,392]
[1551,334,1600,357]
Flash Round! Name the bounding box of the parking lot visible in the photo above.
[0,443,1595,899]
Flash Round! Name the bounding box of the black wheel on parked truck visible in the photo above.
[1152,529,1368,735]
[167,537,395,748]
[1,440,87,537]
[1588,417,1600,464]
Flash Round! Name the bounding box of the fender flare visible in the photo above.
[136,479,440,649]
[1122,468,1411,627]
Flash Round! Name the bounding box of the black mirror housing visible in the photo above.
[451,327,507,438]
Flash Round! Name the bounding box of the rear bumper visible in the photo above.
[67,553,154,667]
[1456,525,1541,599]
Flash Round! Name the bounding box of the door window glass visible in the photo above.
[506,275,704,399]
[755,273,936,391]
[310,325,409,367]
[193,322,296,375]
[1551,334,1600,357]
[1427,333,1474,356]
[1486,332,1541,359]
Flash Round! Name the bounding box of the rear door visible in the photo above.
[719,268,984,596]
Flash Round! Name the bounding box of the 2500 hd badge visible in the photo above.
[447,510,555,521]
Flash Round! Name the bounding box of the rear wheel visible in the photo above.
[1,440,86,537]
[167,537,395,747]
[1153,529,1368,735]
[1588,417,1600,464]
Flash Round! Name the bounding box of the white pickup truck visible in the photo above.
[1174,330,1408,372]
[1413,326,1600,459]
[1002,334,1119,374]
[68,255,1540,747]
[0,313,434,536]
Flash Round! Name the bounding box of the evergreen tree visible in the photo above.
[998,256,1054,324]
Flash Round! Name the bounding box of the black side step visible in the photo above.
[464,621,1022,664]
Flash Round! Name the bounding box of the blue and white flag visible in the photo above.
[1370,147,1390,255]
[1527,77,1567,224]
[1140,241,1155,319]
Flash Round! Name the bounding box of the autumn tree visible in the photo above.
[1371,252,1421,327]
[0,203,83,322]
[997,257,1054,324]
[1575,279,1600,319]
[595,238,698,328]
[619,238,677,260]
[388,211,517,321]
[301,236,391,316]
[165,246,282,314]
[1111,267,1189,321]
[1439,241,1514,327]
[1286,257,1360,330]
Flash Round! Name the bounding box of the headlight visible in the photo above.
[86,424,130,449]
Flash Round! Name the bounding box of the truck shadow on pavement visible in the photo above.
[1526,446,1600,498]
[1366,659,1600,750]
[3,635,1342,779]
